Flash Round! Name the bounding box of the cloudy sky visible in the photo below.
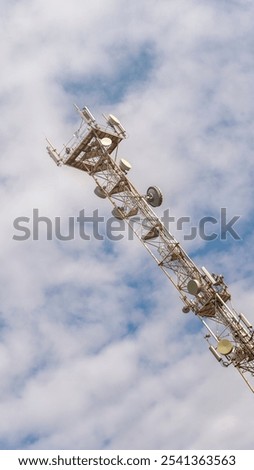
[1,0,254,450]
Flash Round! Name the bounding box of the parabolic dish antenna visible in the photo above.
[100,137,112,147]
[112,207,125,219]
[94,186,106,199]
[187,279,201,296]
[217,339,234,355]
[146,186,163,207]
[119,158,132,172]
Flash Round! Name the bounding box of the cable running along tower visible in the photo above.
[47,105,254,392]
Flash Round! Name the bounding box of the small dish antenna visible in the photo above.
[187,279,201,295]
[94,186,107,199]
[217,339,234,355]
[182,306,190,313]
[100,137,112,147]
[146,186,163,207]
[119,158,132,173]
[112,207,125,219]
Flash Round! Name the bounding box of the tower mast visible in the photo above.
[47,105,254,392]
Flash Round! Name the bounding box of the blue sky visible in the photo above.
[62,44,156,105]
[1,0,254,450]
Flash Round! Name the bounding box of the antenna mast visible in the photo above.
[47,105,254,392]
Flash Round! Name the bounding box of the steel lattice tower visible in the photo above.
[47,105,254,392]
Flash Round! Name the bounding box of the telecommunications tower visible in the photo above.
[47,105,254,392]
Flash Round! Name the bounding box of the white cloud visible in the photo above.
[1,0,254,450]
